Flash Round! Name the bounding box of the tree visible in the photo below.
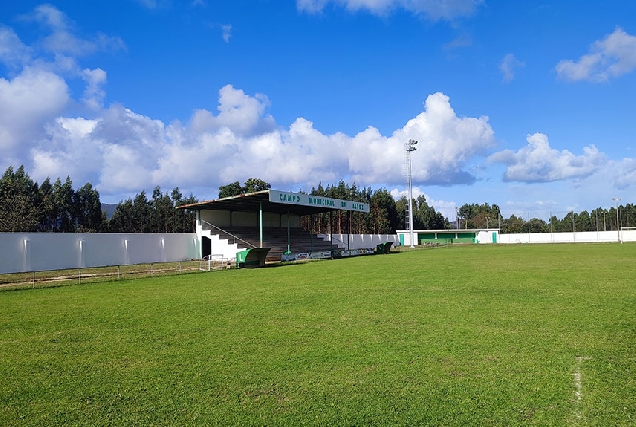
[0,166,40,232]
[75,183,103,232]
[108,199,134,232]
[369,188,399,234]
[38,178,56,231]
[107,187,197,233]
[413,195,448,230]
[502,214,525,234]
[218,181,243,198]
[528,218,548,233]
[218,178,272,199]
[53,177,76,232]
[243,178,271,194]
[458,202,500,229]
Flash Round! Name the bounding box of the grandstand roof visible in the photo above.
[178,190,345,216]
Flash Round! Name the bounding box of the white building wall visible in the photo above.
[499,230,635,244]
[395,229,635,245]
[0,233,198,274]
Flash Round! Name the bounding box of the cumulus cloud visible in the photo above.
[488,133,606,183]
[1,6,494,199]
[297,0,482,21]
[81,68,107,110]
[500,53,524,82]
[0,68,69,156]
[32,117,101,182]
[189,85,276,137]
[10,81,494,197]
[346,92,493,186]
[556,27,636,82]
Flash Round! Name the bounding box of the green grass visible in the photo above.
[1,244,635,426]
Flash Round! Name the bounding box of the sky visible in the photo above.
[1,0,635,221]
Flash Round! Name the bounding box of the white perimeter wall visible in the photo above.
[319,234,399,250]
[498,230,636,244]
[0,233,199,274]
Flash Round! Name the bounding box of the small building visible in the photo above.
[396,229,500,246]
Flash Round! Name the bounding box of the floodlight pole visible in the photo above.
[612,197,621,243]
[405,139,418,248]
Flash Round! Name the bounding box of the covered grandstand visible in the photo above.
[179,190,371,261]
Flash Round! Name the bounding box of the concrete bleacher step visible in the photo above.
[210,227,338,261]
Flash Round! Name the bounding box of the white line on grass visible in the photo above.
[574,356,592,422]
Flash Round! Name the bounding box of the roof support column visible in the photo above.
[259,201,263,248]
[348,210,351,251]
[287,210,291,254]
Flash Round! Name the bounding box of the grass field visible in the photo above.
[1,244,635,426]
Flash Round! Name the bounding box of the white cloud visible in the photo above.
[556,27,636,82]
[13,82,493,197]
[500,53,524,82]
[221,25,232,43]
[297,0,482,21]
[370,92,494,185]
[0,26,32,67]
[189,84,275,136]
[488,133,606,183]
[0,68,69,155]
[81,68,107,110]
[31,117,101,182]
[24,4,125,56]
[0,6,493,199]
[390,187,457,218]
[613,158,636,190]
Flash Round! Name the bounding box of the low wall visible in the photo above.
[498,230,636,244]
[319,234,399,250]
[0,233,199,274]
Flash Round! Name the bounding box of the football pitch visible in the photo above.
[1,244,635,426]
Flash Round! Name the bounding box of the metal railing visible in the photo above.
[200,220,256,248]
[200,254,232,271]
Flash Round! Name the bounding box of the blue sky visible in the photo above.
[1,1,636,221]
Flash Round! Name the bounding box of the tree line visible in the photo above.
[215,179,448,235]
[0,166,196,233]
[2,166,633,234]
[304,181,447,235]
[456,202,636,233]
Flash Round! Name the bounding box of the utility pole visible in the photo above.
[455,206,459,230]
[612,197,621,243]
[405,139,418,248]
